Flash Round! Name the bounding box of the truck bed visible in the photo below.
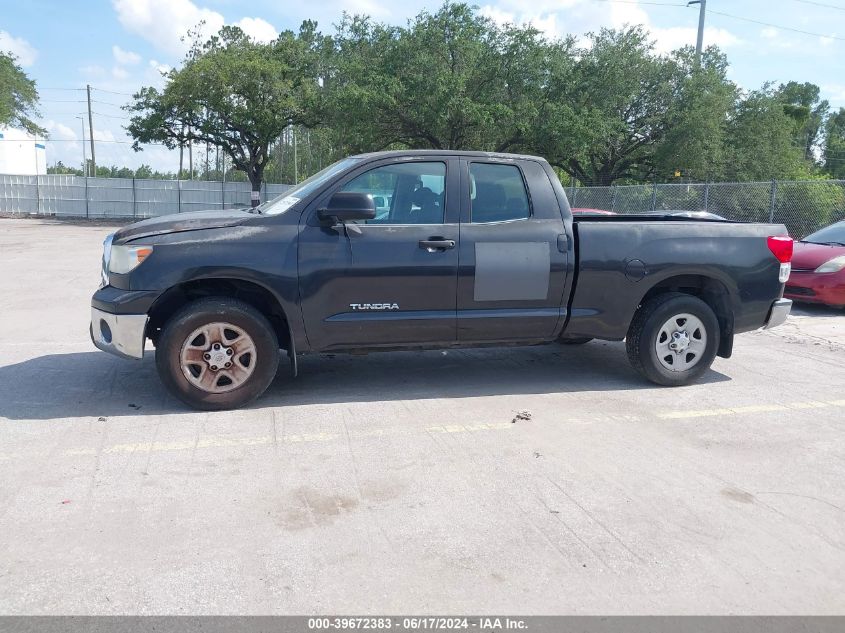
[564,218,788,341]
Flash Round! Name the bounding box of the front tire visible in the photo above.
[155,297,279,410]
[626,292,719,386]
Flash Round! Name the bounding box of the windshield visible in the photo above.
[261,158,361,215]
[802,221,845,245]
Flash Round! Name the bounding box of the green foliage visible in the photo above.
[823,108,845,180]
[133,164,180,179]
[776,81,828,161]
[0,52,46,136]
[47,162,191,180]
[652,47,736,182]
[773,180,845,237]
[535,27,686,185]
[126,23,324,190]
[325,3,550,153]
[264,124,333,184]
[723,86,806,181]
[121,1,839,194]
[47,161,84,176]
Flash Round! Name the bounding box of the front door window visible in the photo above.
[340,162,447,225]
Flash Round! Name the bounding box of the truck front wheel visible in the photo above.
[626,292,719,386]
[155,297,279,410]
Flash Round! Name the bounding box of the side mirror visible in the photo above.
[318,192,376,224]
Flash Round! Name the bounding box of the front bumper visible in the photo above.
[763,298,792,330]
[90,307,148,360]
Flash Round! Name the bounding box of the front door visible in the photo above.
[456,158,569,342]
[298,157,460,351]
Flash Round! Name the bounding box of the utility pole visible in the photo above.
[76,116,87,176]
[188,125,193,180]
[688,0,707,66]
[86,84,96,175]
[178,123,185,178]
[293,124,298,184]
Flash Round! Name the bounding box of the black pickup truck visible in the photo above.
[91,150,794,410]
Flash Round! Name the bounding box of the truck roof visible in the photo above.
[350,149,546,162]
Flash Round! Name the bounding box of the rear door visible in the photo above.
[298,156,460,351]
[456,158,569,342]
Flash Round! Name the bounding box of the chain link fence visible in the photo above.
[1,174,844,237]
[0,174,293,220]
[568,180,845,237]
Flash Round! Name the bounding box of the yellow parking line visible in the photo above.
[64,422,514,456]
[787,401,830,409]
[657,399,844,420]
[57,399,844,457]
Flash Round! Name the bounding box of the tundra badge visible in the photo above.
[349,303,400,310]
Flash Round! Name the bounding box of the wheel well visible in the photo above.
[639,275,735,358]
[147,279,290,350]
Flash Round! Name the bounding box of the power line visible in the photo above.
[92,99,129,108]
[791,0,845,11]
[91,111,131,120]
[93,87,135,97]
[708,8,845,41]
[38,86,135,97]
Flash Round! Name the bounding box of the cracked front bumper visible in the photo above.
[90,307,148,360]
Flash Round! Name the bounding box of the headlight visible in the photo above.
[109,244,154,274]
[815,255,845,274]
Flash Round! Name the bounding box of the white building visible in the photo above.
[0,127,47,175]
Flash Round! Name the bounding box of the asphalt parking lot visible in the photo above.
[1,217,844,615]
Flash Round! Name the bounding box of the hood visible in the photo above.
[791,241,845,271]
[113,209,254,244]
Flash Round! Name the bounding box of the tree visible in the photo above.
[723,86,806,181]
[325,3,549,154]
[822,107,845,179]
[652,47,736,182]
[533,27,686,185]
[126,23,323,203]
[47,161,83,176]
[0,51,46,136]
[96,165,135,178]
[776,81,828,163]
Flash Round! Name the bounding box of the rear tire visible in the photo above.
[155,297,279,410]
[626,292,719,386]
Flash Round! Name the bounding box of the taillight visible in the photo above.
[767,236,793,263]
[767,236,793,283]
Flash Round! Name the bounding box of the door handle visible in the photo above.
[419,238,456,251]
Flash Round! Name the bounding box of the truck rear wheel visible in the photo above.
[155,297,279,410]
[626,292,719,386]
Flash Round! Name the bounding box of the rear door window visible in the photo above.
[469,163,531,223]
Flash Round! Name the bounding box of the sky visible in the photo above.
[1,0,844,173]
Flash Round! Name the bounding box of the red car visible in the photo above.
[785,220,845,308]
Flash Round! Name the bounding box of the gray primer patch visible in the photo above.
[474,242,550,302]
